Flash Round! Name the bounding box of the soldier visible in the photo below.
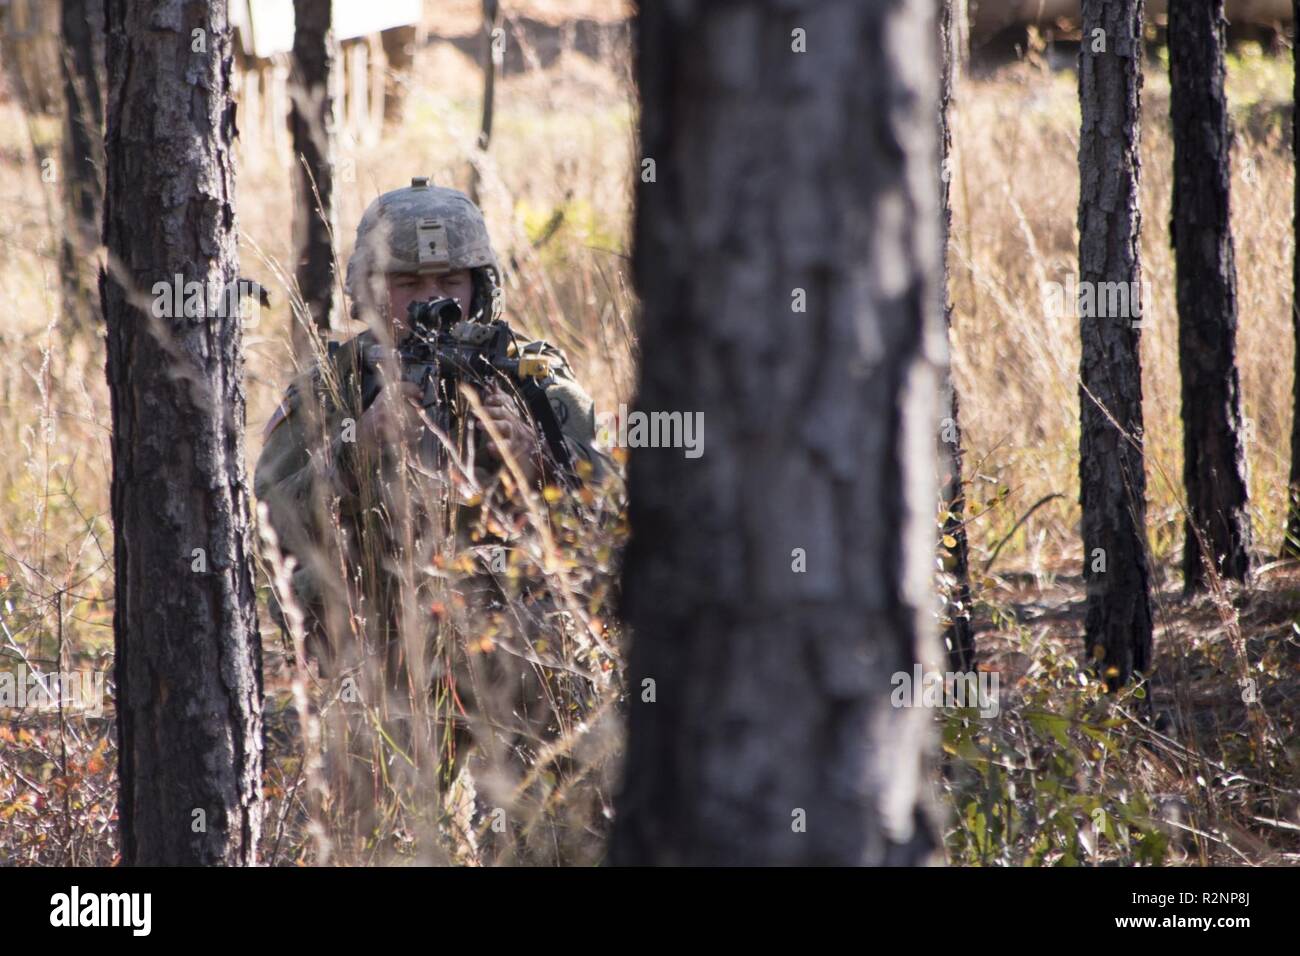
[255,178,612,848]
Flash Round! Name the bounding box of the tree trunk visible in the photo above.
[290,0,339,349]
[469,0,501,206]
[949,0,970,78]
[59,0,106,326]
[612,0,945,866]
[1077,0,1154,689]
[940,0,975,672]
[1169,0,1252,591]
[380,24,419,126]
[102,0,263,866]
[1285,0,1300,557]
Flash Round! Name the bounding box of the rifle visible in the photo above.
[356,296,579,487]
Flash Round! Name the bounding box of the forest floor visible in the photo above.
[6,558,1295,866]
[964,564,1300,865]
[0,26,1297,865]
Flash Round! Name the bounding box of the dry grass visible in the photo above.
[943,44,1299,865]
[950,46,1295,577]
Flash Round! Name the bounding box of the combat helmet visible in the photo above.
[344,177,502,323]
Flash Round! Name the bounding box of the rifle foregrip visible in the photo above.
[519,378,579,487]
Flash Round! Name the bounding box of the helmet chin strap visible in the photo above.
[467,266,500,323]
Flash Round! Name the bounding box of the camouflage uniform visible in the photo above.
[254,180,611,792]
[254,328,606,645]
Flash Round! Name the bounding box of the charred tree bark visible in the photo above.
[612,0,945,866]
[1077,0,1153,688]
[290,0,339,348]
[1286,0,1300,557]
[102,0,263,866]
[940,0,975,672]
[59,0,105,326]
[1169,0,1252,590]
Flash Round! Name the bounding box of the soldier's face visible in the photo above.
[385,269,474,335]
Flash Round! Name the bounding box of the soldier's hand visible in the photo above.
[358,380,424,452]
[480,387,539,485]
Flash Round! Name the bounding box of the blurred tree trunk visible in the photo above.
[1077,0,1153,688]
[0,0,62,115]
[1286,0,1300,557]
[940,0,975,672]
[612,0,945,866]
[469,0,501,206]
[949,0,970,77]
[380,23,420,126]
[291,0,339,350]
[1169,0,1252,591]
[59,0,106,327]
[102,0,263,866]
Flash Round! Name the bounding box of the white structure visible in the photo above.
[229,0,422,59]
